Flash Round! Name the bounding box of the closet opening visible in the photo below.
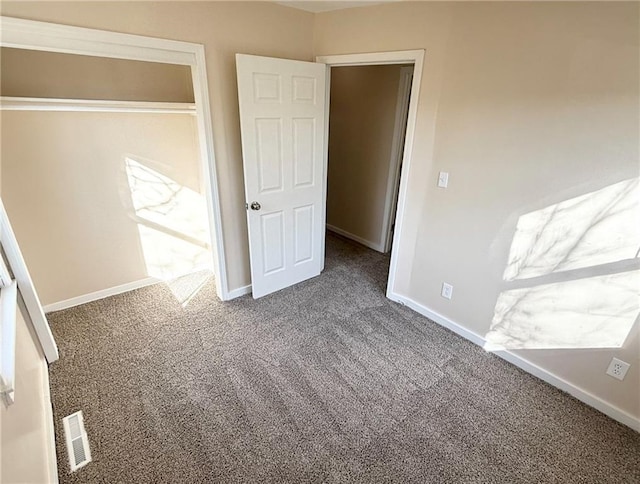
[1,47,217,309]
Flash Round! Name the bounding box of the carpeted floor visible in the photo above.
[47,234,640,483]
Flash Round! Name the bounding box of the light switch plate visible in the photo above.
[438,172,449,188]
[441,282,453,300]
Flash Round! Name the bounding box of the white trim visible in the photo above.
[42,356,59,484]
[0,280,18,405]
[316,50,425,67]
[389,291,640,433]
[326,224,384,252]
[0,16,231,301]
[0,253,11,286]
[315,50,425,300]
[381,66,413,253]
[0,200,58,363]
[226,284,252,299]
[0,96,196,114]
[43,277,160,313]
[190,51,230,301]
[0,16,195,65]
[319,64,332,273]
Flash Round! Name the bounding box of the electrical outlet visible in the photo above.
[606,358,630,381]
[441,282,453,300]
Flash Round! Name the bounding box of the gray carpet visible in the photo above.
[47,234,640,483]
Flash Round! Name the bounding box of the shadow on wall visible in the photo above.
[124,157,213,284]
[486,178,640,350]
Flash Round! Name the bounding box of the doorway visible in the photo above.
[319,51,424,299]
[326,64,414,255]
[236,50,424,299]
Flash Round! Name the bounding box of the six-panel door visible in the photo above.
[236,54,327,298]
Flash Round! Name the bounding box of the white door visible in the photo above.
[236,54,327,298]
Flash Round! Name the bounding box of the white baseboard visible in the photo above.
[43,277,160,313]
[225,284,252,300]
[326,224,385,252]
[389,292,640,433]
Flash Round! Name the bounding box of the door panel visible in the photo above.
[236,54,327,298]
[293,118,315,187]
[261,212,285,274]
[255,118,283,192]
[294,205,314,264]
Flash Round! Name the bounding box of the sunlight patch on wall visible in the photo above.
[136,226,210,280]
[125,157,212,281]
[126,157,210,245]
[488,178,640,351]
[503,178,639,281]
[486,270,640,350]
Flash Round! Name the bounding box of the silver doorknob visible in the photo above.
[250,201,261,211]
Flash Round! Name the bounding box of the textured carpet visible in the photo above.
[47,234,640,483]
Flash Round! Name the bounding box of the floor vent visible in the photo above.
[62,411,92,472]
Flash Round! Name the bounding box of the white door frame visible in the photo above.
[0,17,231,302]
[315,50,425,298]
[382,65,414,253]
[0,199,58,361]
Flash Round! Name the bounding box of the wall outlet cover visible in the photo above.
[606,358,630,381]
[441,282,453,300]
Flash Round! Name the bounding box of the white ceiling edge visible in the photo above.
[276,1,392,14]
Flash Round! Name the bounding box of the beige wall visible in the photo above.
[0,1,315,291]
[316,1,640,420]
[1,111,202,305]
[1,47,194,102]
[327,65,403,250]
[0,308,56,484]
